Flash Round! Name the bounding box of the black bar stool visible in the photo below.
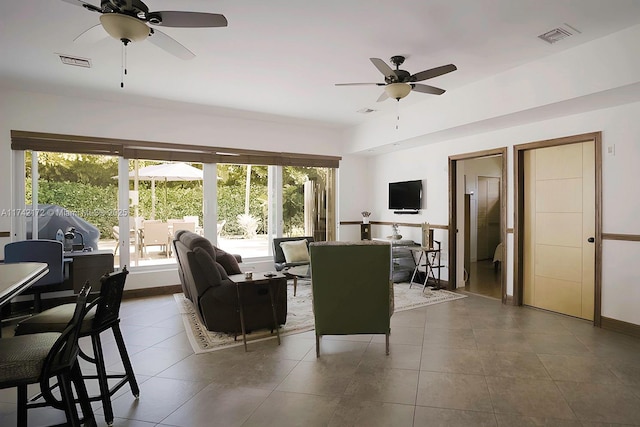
[14,267,139,426]
[0,285,95,427]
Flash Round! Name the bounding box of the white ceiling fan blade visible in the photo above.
[148,28,195,60]
[370,58,397,79]
[411,83,446,95]
[73,23,108,43]
[376,91,389,102]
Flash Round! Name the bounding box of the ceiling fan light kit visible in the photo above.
[100,13,149,43]
[385,83,411,100]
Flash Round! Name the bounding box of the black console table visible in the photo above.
[375,238,417,282]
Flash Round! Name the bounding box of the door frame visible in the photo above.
[514,132,602,325]
[449,147,508,303]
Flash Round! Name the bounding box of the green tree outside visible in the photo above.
[25,152,327,239]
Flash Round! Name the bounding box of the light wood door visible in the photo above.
[523,141,595,320]
[477,176,500,260]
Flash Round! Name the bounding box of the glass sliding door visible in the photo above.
[25,150,120,257]
[283,166,333,241]
[216,164,269,258]
[126,159,204,268]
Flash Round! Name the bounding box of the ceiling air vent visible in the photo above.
[58,54,91,68]
[538,24,579,44]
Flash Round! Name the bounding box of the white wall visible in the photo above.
[350,101,640,326]
[0,88,347,289]
[335,155,370,241]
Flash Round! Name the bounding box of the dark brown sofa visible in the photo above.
[173,230,287,333]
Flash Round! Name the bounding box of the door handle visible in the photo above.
[587,237,595,243]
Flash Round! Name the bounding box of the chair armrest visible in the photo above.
[275,261,309,271]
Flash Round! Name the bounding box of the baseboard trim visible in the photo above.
[438,279,450,289]
[123,284,182,299]
[601,316,640,339]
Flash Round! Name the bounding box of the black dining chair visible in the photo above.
[14,267,138,426]
[0,284,95,427]
[4,239,66,312]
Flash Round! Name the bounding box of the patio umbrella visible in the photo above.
[128,162,203,220]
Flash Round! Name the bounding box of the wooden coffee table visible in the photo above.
[228,272,286,351]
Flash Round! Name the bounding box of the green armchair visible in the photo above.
[309,240,394,357]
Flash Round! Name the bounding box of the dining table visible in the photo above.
[0,262,49,336]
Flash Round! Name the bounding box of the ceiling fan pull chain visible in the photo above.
[396,99,400,130]
[121,41,128,88]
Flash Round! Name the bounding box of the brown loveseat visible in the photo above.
[173,230,287,333]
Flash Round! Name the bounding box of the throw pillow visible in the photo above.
[215,248,242,275]
[280,239,310,263]
[193,247,223,288]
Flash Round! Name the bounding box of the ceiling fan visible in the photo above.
[61,0,228,60]
[336,55,457,102]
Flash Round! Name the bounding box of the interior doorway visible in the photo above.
[449,148,507,302]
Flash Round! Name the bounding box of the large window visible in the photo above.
[283,166,332,240]
[125,160,204,268]
[13,131,339,271]
[216,164,335,258]
[25,151,120,257]
[217,164,269,258]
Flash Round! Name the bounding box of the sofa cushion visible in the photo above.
[216,262,229,280]
[280,239,310,263]
[179,231,216,259]
[193,247,223,288]
[215,249,242,275]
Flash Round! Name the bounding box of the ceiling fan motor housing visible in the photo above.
[107,0,148,14]
[390,55,406,67]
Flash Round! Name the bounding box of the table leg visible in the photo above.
[293,276,298,297]
[425,252,443,290]
[235,284,248,351]
[268,279,281,345]
[409,251,423,289]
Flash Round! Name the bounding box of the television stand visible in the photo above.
[393,210,419,215]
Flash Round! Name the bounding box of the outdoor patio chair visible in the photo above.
[216,220,226,237]
[112,225,137,256]
[140,221,170,257]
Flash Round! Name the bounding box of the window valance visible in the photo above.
[11,130,341,168]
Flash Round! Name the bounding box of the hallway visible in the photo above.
[465,259,502,299]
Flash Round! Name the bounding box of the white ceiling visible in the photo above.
[2,0,640,128]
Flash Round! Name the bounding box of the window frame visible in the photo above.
[12,130,339,270]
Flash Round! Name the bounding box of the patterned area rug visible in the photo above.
[174,282,466,354]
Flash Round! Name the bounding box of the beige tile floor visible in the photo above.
[2,289,640,426]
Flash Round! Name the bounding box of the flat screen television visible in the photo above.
[388,180,422,210]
